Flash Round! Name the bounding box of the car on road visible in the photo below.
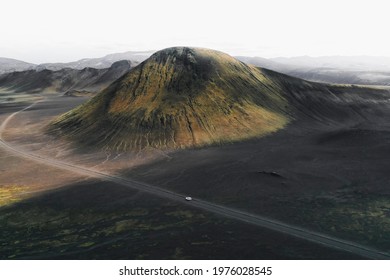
[185,196,192,201]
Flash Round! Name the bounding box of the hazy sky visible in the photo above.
[1,0,390,63]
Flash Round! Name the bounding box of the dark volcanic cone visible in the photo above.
[49,47,291,150]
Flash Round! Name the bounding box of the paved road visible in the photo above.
[1,99,390,260]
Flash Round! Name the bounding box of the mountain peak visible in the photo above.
[150,46,241,65]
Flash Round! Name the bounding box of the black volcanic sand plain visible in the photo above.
[1,90,390,260]
[128,115,390,250]
[124,83,390,251]
[0,178,360,260]
[0,95,360,259]
[1,47,390,259]
[0,95,363,260]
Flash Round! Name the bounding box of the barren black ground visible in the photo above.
[1,48,390,260]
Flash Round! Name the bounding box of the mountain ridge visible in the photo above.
[2,51,390,86]
[0,60,132,94]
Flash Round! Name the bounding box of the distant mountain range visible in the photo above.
[0,51,154,74]
[0,60,131,94]
[2,51,390,86]
[272,56,390,71]
[0,57,36,74]
[236,56,390,86]
[37,51,154,71]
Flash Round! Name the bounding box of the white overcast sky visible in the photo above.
[1,0,390,63]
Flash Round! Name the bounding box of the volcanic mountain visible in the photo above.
[49,47,293,150]
[50,47,382,151]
